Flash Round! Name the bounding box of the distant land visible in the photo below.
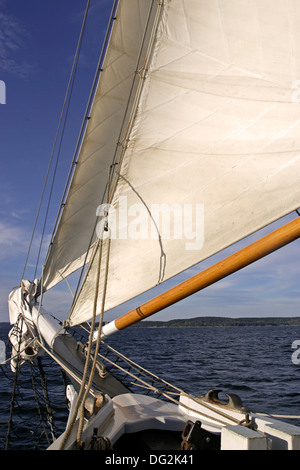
[1,317,300,329]
[133,316,300,328]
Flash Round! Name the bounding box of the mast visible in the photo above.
[101,216,300,338]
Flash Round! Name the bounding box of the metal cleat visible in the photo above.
[203,389,249,413]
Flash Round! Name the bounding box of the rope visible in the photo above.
[58,232,111,450]
[100,341,184,394]
[29,363,52,447]
[22,0,91,282]
[36,340,98,396]
[256,412,300,419]
[34,0,91,277]
[57,241,103,450]
[76,236,111,447]
[3,339,64,449]
[37,357,57,441]
[106,0,163,204]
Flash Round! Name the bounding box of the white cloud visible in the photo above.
[0,220,51,266]
[10,209,30,220]
[0,9,34,78]
[0,221,29,260]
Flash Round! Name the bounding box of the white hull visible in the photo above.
[48,388,300,451]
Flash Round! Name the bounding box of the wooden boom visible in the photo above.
[101,216,300,338]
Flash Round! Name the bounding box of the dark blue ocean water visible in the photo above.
[1,323,300,450]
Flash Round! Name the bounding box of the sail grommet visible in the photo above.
[24,345,36,357]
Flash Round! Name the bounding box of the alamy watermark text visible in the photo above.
[96,196,204,251]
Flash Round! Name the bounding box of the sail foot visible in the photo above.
[102,216,300,335]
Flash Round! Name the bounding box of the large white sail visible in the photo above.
[53,0,300,326]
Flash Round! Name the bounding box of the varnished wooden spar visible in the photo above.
[102,216,300,338]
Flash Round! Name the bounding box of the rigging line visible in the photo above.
[102,342,183,393]
[33,0,91,280]
[256,412,300,419]
[68,182,109,314]
[76,236,111,447]
[29,362,52,447]
[58,237,106,450]
[117,172,166,283]
[56,272,74,298]
[36,339,97,398]
[20,0,91,283]
[106,0,163,201]
[76,238,104,446]
[37,357,57,442]
[98,345,239,427]
[42,0,119,264]
[100,342,183,394]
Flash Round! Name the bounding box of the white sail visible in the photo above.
[57,0,300,326]
[41,0,157,291]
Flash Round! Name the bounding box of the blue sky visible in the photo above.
[0,0,299,324]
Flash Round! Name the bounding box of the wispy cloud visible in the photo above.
[0,221,29,260]
[0,8,34,78]
[10,209,30,220]
[0,220,50,266]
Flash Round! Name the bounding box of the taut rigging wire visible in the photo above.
[21,0,91,283]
